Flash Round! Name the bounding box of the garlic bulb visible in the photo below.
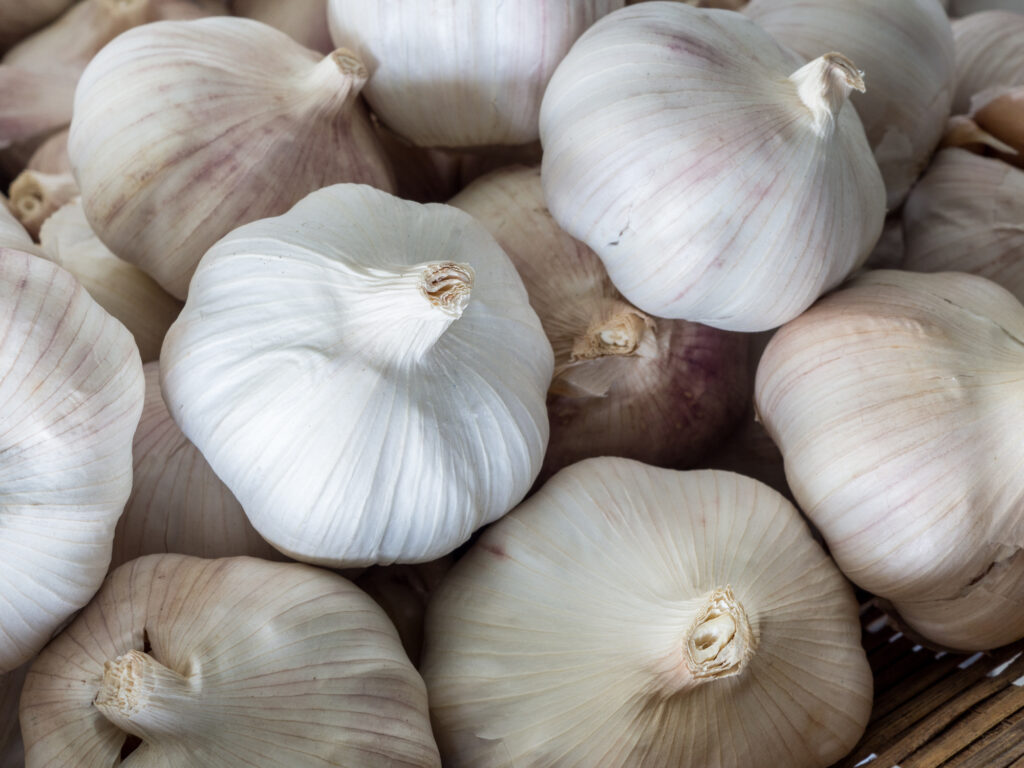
[38,199,182,362]
[904,149,1024,302]
[20,554,441,767]
[0,250,143,672]
[327,0,624,148]
[745,0,955,208]
[161,184,553,567]
[421,459,872,767]
[0,665,27,768]
[112,363,281,566]
[70,18,394,300]
[540,2,885,331]
[0,0,73,52]
[952,11,1024,114]
[8,169,77,238]
[232,0,332,53]
[756,269,1024,650]
[451,165,749,479]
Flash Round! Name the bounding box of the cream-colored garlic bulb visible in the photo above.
[112,363,281,566]
[8,169,77,238]
[422,459,871,767]
[952,11,1024,113]
[745,0,954,208]
[451,165,749,479]
[756,270,1024,650]
[541,3,885,331]
[161,184,553,567]
[950,0,1024,14]
[904,149,1024,302]
[0,250,143,672]
[0,0,73,52]
[0,665,27,768]
[38,199,182,362]
[327,0,624,148]
[20,554,441,767]
[232,0,332,52]
[70,18,394,300]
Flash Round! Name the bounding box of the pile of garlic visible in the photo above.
[3,0,1024,765]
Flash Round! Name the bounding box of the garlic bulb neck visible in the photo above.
[93,649,201,740]
[683,587,755,682]
[306,48,368,110]
[420,261,474,317]
[570,300,649,362]
[790,53,865,137]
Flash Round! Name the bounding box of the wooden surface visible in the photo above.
[831,603,1024,768]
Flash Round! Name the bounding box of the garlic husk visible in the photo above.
[20,554,441,767]
[451,165,749,479]
[950,0,1024,14]
[38,199,182,362]
[160,184,553,567]
[756,269,1024,650]
[327,0,624,148]
[0,0,74,52]
[71,18,394,300]
[8,169,77,238]
[903,149,1024,302]
[952,11,1024,114]
[540,3,885,331]
[0,249,143,672]
[231,0,332,53]
[0,664,27,768]
[745,0,955,208]
[421,460,871,767]
[25,127,69,175]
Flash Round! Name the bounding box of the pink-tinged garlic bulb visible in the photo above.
[327,0,624,148]
[451,166,749,480]
[231,0,332,52]
[541,3,884,331]
[0,250,143,672]
[111,363,281,566]
[20,555,441,767]
[952,11,1024,114]
[756,270,1024,650]
[903,149,1024,302]
[0,0,73,52]
[70,18,394,300]
[422,460,871,767]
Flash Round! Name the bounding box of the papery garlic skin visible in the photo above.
[745,0,954,208]
[21,554,441,767]
[232,0,332,52]
[904,149,1024,302]
[952,11,1024,113]
[70,18,394,300]
[161,184,553,567]
[451,165,749,479]
[540,3,884,331]
[0,250,143,672]
[422,460,871,767]
[327,0,624,148]
[756,270,1024,650]
[39,200,182,362]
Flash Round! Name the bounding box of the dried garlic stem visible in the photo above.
[791,52,866,137]
[684,587,756,681]
[9,170,77,239]
[420,261,474,318]
[940,115,1017,154]
[307,48,368,110]
[570,301,649,362]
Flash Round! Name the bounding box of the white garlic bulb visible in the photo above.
[38,199,182,362]
[112,363,281,566]
[904,149,1024,302]
[952,11,1024,113]
[327,0,624,148]
[20,554,441,767]
[540,2,885,331]
[451,165,749,480]
[232,0,332,52]
[70,17,394,300]
[161,184,553,567]
[745,0,955,208]
[421,459,872,767]
[756,270,1024,650]
[0,250,143,672]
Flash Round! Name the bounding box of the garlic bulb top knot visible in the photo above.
[792,52,866,135]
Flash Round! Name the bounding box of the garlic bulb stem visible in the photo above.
[570,300,648,361]
[790,53,866,137]
[684,587,755,682]
[419,261,473,317]
[308,48,368,110]
[93,650,200,740]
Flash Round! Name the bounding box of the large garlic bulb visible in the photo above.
[20,554,441,767]
[756,270,1024,650]
[70,18,394,300]
[0,250,143,672]
[327,0,624,148]
[952,11,1024,113]
[421,459,872,767]
[451,166,749,479]
[904,149,1024,302]
[540,2,885,331]
[161,184,553,567]
[745,0,954,208]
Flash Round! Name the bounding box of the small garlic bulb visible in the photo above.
[745,0,955,208]
[161,184,553,567]
[540,2,885,331]
[70,17,394,299]
[0,0,73,52]
[952,11,1024,113]
[756,270,1024,650]
[451,165,749,479]
[421,459,871,767]
[20,554,442,767]
[904,149,1024,302]
[231,0,332,52]
[327,0,624,148]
